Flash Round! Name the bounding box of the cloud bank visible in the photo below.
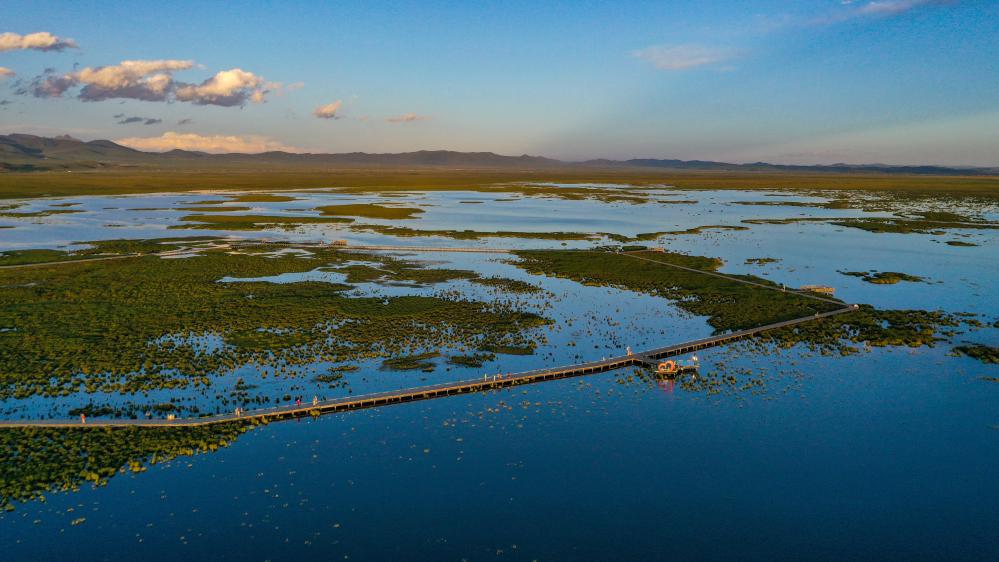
[19,60,271,107]
[115,132,300,154]
[0,32,77,52]
[632,44,737,70]
[313,100,343,119]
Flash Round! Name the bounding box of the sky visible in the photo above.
[1,0,997,165]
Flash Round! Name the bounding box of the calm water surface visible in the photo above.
[1,186,997,560]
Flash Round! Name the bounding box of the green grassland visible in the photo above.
[1,168,998,200]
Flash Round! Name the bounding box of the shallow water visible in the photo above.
[1,185,997,560]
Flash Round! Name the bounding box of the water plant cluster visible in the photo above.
[513,249,839,332]
[512,249,969,354]
[0,242,550,400]
[0,422,258,511]
[839,270,925,284]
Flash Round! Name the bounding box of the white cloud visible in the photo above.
[0,31,77,52]
[632,44,737,71]
[20,60,273,107]
[857,0,939,15]
[313,100,343,119]
[0,67,14,79]
[812,0,948,24]
[174,68,268,106]
[386,113,430,123]
[74,60,194,101]
[115,132,300,154]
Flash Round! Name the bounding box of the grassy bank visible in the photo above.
[1,168,998,200]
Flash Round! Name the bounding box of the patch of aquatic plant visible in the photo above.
[0,422,256,510]
[477,342,536,356]
[230,194,299,203]
[946,240,978,247]
[0,209,82,218]
[317,203,424,219]
[351,224,597,240]
[447,352,497,368]
[470,277,545,294]
[734,198,853,210]
[0,244,550,399]
[840,270,925,284]
[381,352,439,371]
[603,225,749,243]
[513,249,966,353]
[829,216,999,234]
[953,344,999,364]
[514,249,836,333]
[173,214,354,231]
[175,205,253,212]
[762,305,963,352]
[0,237,219,266]
[745,258,780,265]
[336,262,478,285]
[313,365,356,387]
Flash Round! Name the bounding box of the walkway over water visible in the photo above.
[0,305,857,429]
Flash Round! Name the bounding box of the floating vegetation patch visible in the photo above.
[470,277,545,294]
[745,257,780,265]
[0,209,82,218]
[840,270,925,284]
[230,194,298,203]
[733,199,852,210]
[317,203,424,220]
[946,240,978,247]
[172,214,354,231]
[447,352,496,368]
[351,224,597,240]
[513,249,828,333]
[0,237,218,266]
[762,305,962,353]
[0,244,550,399]
[953,344,999,364]
[513,249,966,353]
[313,365,357,387]
[829,216,999,234]
[603,225,749,243]
[381,352,440,371]
[175,205,253,212]
[0,422,256,510]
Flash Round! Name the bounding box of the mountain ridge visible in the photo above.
[1,133,995,175]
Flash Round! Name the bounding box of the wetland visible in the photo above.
[1,180,997,559]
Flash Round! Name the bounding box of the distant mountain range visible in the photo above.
[2,133,995,175]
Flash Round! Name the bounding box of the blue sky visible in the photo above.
[1,0,997,165]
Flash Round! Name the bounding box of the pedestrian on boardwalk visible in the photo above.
[80,413,86,425]
[312,396,318,406]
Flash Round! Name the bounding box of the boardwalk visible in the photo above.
[0,304,858,429]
